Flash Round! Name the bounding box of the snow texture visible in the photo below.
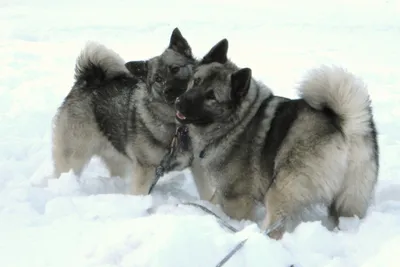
[1,0,400,266]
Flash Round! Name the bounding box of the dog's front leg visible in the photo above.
[219,193,256,222]
[190,159,217,204]
[130,162,155,195]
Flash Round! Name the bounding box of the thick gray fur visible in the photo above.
[51,28,195,195]
[174,39,379,239]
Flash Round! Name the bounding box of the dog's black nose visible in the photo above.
[164,86,185,98]
[164,87,174,96]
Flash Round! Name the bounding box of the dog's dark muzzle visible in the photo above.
[163,79,188,103]
[164,87,186,103]
[175,92,213,125]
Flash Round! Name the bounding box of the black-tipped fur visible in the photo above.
[200,39,229,65]
[125,61,148,82]
[169,27,193,58]
[230,68,252,104]
[74,42,131,86]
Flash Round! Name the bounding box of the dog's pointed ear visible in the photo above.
[230,68,252,103]
[125,60,148,82]
[168,27,193,58]
[201,39,228,65]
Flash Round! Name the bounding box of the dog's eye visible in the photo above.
[155,74,163,83]
[193,78,201,86]
[170,66,180,74]
[206,91,216,100]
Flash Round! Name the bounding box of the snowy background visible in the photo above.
[1,0,400,266]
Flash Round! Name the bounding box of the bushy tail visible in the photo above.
[74,41,131,85]
[298,65,373,137]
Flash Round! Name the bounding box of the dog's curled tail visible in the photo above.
[298,65,372,137]
[74,41,131,85]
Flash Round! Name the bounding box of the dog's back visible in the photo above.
[52,42,142,179]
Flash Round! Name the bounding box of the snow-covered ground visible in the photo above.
[1,0,400,266]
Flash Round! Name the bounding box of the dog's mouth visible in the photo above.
[175,97,213,125]
[176,110,199,124]
[164,87,186,105]
[175,110,211,126]
[176,111,187,122]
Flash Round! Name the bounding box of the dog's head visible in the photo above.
[175,39,252,126]
[125,28,196,105]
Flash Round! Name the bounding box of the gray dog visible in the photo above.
[51,28,195,195]
[174,39,379,239]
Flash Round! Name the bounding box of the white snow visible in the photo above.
[1,0,400,266]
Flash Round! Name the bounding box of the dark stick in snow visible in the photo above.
[180,202,239,232]
[214,218,287,267]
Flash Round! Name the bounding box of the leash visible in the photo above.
[180,202,239,233]
[148,125,190,194]
[178,202,288,267]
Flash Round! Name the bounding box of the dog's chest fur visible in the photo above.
[126,88,177,166]
[190,95,289,200]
